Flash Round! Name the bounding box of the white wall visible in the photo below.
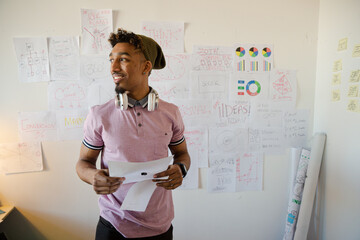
[314,0,360,239]
[0,0,320,239]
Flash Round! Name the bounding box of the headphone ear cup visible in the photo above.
[120,93,128,110]
[115,93,128,110]
[147,92,158,111]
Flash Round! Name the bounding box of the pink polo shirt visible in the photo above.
[82,98,185,238]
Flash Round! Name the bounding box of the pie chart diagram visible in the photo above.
[249,47,258,57]
[262,47,272,57]
[236,47,246,57]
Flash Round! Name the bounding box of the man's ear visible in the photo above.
[143,61,153,75]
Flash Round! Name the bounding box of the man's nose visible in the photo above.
[110,59,121,73]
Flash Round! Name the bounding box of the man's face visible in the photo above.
[109,42,147,94]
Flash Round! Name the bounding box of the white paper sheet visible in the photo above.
[108,156,173,212]
[141,21,184,53]
[212,99,250,128]
[249,128,285,154]
[235,152,263,191]
[207,154,236,193]
[191,45,233,71]
[248,102,283,128]
[283,110,310,148]
[0,142,43,174]
[48,81,88,110]
[13,37,50,82]
[18,111,58,142]
[190,71,229,99]
[87,80,115,107]
[149,53,190,82]
[80,55,112,86]
[48,36,80,80]
[150,81,190,103]
[269,69,297,108]
[229,72,270,101]
[56,109,88,140]
[81,9,113,54]
[233,44,274,72]
[174,99,215,126]
[209,127,248,155]
[184,127,208,168]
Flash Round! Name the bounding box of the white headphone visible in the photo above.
[115,88,159,111]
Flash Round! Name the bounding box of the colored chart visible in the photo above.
[249,47,258,57]
[262,47,272,57]
[246,80,261,96]
[236,47,246,57]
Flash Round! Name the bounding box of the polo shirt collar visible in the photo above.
[127,87,154,108]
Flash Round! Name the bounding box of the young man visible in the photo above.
[76,28,190,240]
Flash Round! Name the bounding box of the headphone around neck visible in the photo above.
[115,88,159,111]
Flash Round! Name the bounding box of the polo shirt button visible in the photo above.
[137,112,141,116]
[138,123,142,127]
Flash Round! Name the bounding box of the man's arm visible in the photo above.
[76,144,125,195]
[153,140,191,190]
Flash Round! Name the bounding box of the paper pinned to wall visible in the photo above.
[81,9,113,54]
[233,44,274,72]
[347,85,359,97]
[207,154,236,193]
[331,89,341,101]
[235,152,263,191]
[13,37,50,82]
[283,109,310,148]
[18,111,58,142]
[349,70,360,83]
[332,59,342,72]
[150,81,189,103]
[229,72,270,101]
[48,81,88,110]
[141,21,184,53]
[175,99,215,126]
[209,127,248,155]
[212,99,250,128]
[149,53,191,82]
[352,44,360,57]
[0,142,43,174]
[249,102,283,128]
[80,55,112,85]
[249,128,284,154]
[190,71,229,99]
[56,109,88,141]
[87,80,114,107]
[337,38,348,51]
[191,45,233,71]
[48,36,80,81]
[178,148,199,189]
[184,127,208,168]
[269,69,297,108]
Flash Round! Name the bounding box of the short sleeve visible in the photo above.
[169,106,185,146]
[82,107,104,150]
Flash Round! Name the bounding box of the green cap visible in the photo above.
[138,34,166,69]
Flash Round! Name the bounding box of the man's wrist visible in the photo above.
[174,162,187,178]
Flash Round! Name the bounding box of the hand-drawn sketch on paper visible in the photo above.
[209,127,248,155]
[349,70,360,83]
[207,154,236,193]
[81,9,112,54]
[0,142,43,174]
[235,152,263,191]
[80,55,112,85]
[175,99,215,126]
[184,127,208,168]
[141,21,184,53]
[150,81,189,103]
[87,81,114,107]
[13,37,50,82]
[249,102,283,128]
[191,45,233,71]
[48,36,80,81]
[149,54,190,82]
[212,99,250,127]
[269,70,297,108]
[283,110,309,147]
[56,109,88,141]
[18,111,58,142]
[190,72,228,99]
[331,89,341,102]
[48,82,88,110]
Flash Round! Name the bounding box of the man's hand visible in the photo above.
[152,164,183,190]
[92,169,125,195]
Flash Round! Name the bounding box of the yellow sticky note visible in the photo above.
[333,59,342,72]
[347,99,360,112]
[332,73,341,85]
[338,38,348,51]
[348,85,359,97]
[331,89,341,101]
[349,70,360,83]
[353,44,360,57]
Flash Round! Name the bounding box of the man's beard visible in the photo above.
[115,84,125,95]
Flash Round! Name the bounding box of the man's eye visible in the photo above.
[109,59,114,63]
